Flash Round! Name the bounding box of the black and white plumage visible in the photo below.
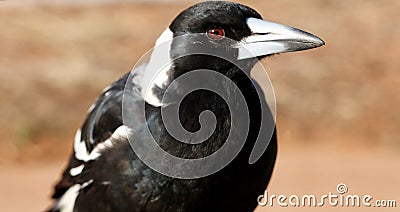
[49,1,324,212]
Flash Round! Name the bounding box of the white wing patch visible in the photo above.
[56,184,80,212]
[74,129,90,162]
[73,125,131,162]
[69,164,85,177]
[81,179,94,189]
[56,180,94,212]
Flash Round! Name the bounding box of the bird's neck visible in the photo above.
[144,56,262,159]
[143,55,255,107]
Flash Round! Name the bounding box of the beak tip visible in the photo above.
[306,35,325,50]
[307,33,325,48]
[317,37,325,47]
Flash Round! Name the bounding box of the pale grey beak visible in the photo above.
[237,18,325,60]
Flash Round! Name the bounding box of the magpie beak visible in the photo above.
[237,18,325,60]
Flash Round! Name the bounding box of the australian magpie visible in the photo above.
[49,1,324,212]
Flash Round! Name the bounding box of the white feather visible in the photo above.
[74,126,131,162]
[141,28,174,107]
[57,180,94,212]
[57,184,80,212]
[69,164,85,176]
[74,129,90,162]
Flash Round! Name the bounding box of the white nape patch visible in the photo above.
[142,63,172,107]
[152,62,171,89]
[155,28,174,46]
[69,164,85,176]
[130,64,146,89]
[74,126,131,162]
[140,28,174,107]
[57,180,94,212]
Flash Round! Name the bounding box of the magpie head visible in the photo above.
[169,1,260,41]
[157,1,324,66]
[142,1,324,106]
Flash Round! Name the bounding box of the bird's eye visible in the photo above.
[207,27,225,40]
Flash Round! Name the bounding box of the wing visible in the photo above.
[48,72,132,210]
[48,60,172,211]
[81,73,129,153]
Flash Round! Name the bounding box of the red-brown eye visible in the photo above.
[207,27,225,40]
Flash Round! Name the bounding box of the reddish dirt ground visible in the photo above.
[1,145,399,211]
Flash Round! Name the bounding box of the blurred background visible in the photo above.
[0,0,399,211]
